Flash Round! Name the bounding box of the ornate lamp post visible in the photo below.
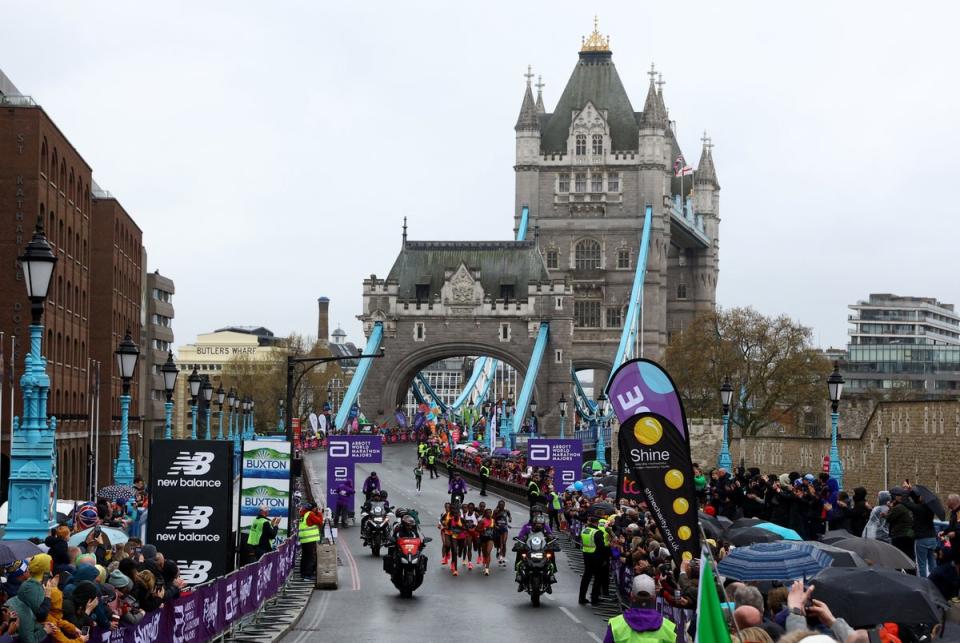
[187,368,201,439]
[247,397,256,439]
[596,393,609,467]
[201,376,214,439]
[718,377,733,470]
[827,362,845,488]
[216,385,226,439]
[113,331,139,486]
[277,398,285,433]
[6,218,57,539]
[529,397,538,437]
[226,388,236,440]
[558,392,568,439]
[232,393,242,469]
[160,351,178,439]
[505,397,515,449]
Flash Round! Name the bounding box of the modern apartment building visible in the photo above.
[142,270,174,441]
[844,293,960,393]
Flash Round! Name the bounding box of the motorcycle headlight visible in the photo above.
[530,552,544,559]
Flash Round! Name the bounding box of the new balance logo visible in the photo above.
[167,451,215,476]
[166,506,213,530]
[529,444,551,461]
[176,560,213,584]
[329,440,349,458]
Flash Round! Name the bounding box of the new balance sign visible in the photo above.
[148,440,233,583]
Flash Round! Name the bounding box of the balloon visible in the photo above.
[574,481,584,491]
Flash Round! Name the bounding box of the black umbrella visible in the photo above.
[812,566,947,627]
[0,540,43,567]
[821,528,854,544]
[804,541,868,568]
[699,511,726,540]
[727,517,765,531]
[591,502,617,516]
[595,475,619,489]
[726,527,784,547]
[913,484,946,521]
[830,536,916,570]
[97,485,136,501]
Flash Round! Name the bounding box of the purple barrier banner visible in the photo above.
[527,439,583,493]
[92,539,297,643]
[326,435,383,513]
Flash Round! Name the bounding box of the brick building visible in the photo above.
[89,193,143,488]
[142,270,174,443]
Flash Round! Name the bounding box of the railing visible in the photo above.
[90,537,297,642]
[0,95,37,107]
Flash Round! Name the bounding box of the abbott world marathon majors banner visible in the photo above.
[147,441,234,583]
[527,439,582,494]
[326,435,382,513]
[239,440,292,535]
[606,358,700,565]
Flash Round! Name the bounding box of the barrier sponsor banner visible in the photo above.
[528,439,583,494]
[239,440,292,535]
[92,539,296,643]
[326,435,382,513]
[147,441,234,582]
[607,359,700,566]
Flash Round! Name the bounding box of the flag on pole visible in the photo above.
[674,155,694,177]
[695,549,732,643]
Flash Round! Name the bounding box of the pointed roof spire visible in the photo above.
[581,15,610,52]
[696,131,720,188]
[639,62,666,129]
[515,65,540,131]
[402,216,408,245]
[535,75,545,114]
[656,72,668,117]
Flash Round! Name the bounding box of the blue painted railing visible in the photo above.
[334,321,383,429]
[511,322,549,435]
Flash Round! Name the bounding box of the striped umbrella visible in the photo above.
[717,541,833,581]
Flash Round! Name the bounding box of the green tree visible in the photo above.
[664,307,832,436]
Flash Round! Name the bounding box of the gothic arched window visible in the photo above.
[575,134,586,156]
[592,134,603,155]
[546,248,559,269]
[574,239,601,270]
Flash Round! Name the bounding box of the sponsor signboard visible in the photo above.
[326,435,382,513]
[527,439,583,494]
[147,441,234,583]
[239,440,293,536]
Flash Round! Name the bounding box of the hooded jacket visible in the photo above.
[5,579,47,643]
[45,587,82,642]
[850,486,871,536]
[603,608,676,643]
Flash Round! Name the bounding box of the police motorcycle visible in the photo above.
[513,529,558,606]
[361,494,394,557]
[384,512,431,598]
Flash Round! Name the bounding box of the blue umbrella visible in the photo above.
[717,542,833,581]
[756,522,802,541]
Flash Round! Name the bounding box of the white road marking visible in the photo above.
[586,632,602,642]
[559,606,582,624]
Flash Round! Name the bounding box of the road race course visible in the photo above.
[280,445,608,643]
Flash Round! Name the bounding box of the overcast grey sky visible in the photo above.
[4,1,958,350]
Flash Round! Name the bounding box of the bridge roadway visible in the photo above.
[281,446,608,643]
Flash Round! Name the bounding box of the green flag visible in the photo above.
[695,550,732,643]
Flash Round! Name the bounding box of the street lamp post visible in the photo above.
[226,388,236,440]
[248,397,256,439]
[718,377,733,470]
[187,368,200,439]
[5,217,58,539]
[529,397,538,437]
[161,352,178,439]
[113,331,139,486]
[558,392,567,439]
[596,393,609,467]
[278,398,285,434]
[232,394,241,469]
[201,376,213,440]
[481,401,491,446]
[216,385,226,439]
[827,362,845,488]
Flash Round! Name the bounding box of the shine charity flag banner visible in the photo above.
[695,550,732,643]
[606,358,700,565]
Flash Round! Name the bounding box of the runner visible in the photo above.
[441,504,468,576]
[493,499,512,567]
[462,502,479,571]
[477,507,496,576]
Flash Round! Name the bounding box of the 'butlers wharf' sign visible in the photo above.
[195,345,258,356]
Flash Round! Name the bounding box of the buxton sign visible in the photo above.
[147,440,234,583]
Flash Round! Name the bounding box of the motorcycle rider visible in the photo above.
[362,471,381,502]
[448,471,468,505]
[360,490,392,543]
[514,514,556,591]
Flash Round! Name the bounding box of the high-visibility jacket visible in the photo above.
[581,526,598,554]
[480,465,490,477]
[247,516,269,546]
[428,454,436,464]
[550,492,561,511]
[608,614,677,643]
[299,513,321,544]
[528,480,541,497]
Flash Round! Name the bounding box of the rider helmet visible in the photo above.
[401,515,416,530]
[371,490,382,500]
[531,515,546,531]
[380,490,388,500]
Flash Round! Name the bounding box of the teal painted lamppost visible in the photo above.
[596,393,608,467]
[113,330,139,486]
[187,367,201,439]
[231,392,241,474]
[717,377,734,470]
[5,217,58,540]
[201,376,213,440]
[215,384,226,439]
[827,362,845,489]
[246,397,256,439]
[161,351,179,439]
[226,388,236,440]
[558,392,567,439]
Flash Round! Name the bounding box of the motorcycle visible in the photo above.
[513,533,558,607]
[384,535,432,598]
[361,502,392,557]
